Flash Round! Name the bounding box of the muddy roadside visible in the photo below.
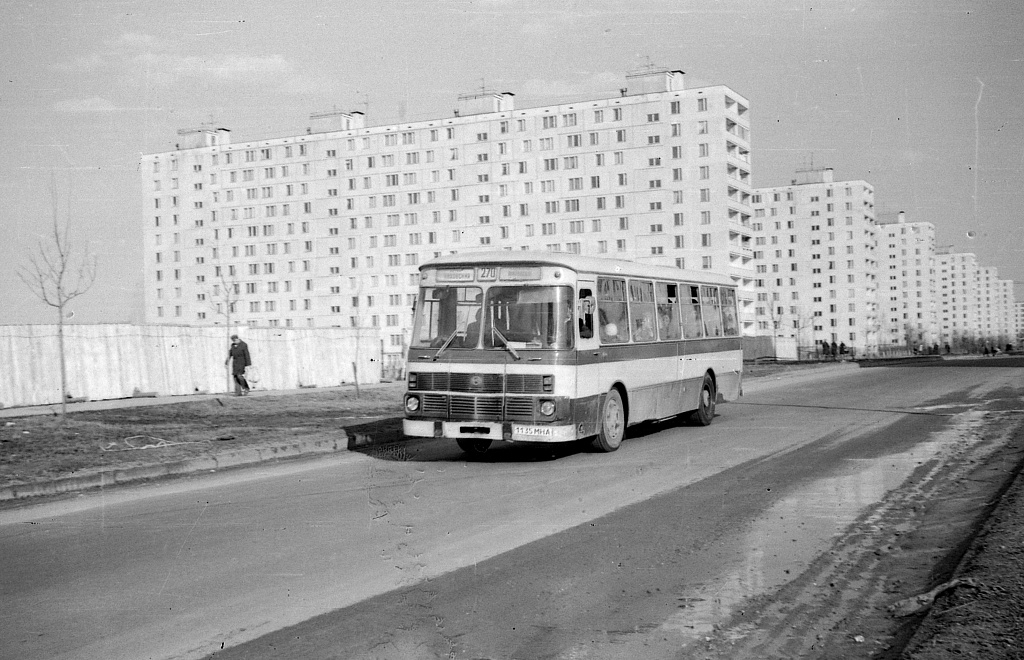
[695,400,1024,659]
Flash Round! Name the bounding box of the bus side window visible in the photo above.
[578,289,594,339]
[656,282,681,340]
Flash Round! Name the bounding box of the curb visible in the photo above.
[0,366,890,503]
[0,418,407,502]
[1,368,860,503]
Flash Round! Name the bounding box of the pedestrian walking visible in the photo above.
[225,334,252,395]
[830,341,839,361]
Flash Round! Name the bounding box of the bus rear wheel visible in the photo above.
[592,388,626,452]
[457,438,492,456]
[689,373,716,426]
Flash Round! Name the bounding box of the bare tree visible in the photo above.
[208,271,242,392]
[17,185,98,417]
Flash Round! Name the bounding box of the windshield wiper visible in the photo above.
[490,327,521,361]
[431,330,460,361]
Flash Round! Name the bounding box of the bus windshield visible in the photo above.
[411,284,574,350]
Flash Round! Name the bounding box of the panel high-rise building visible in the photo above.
[877,211,939,350]
[936,250,981,349]
[936,252,1017,351]
[140,69,754,373]
[750,168,879,356]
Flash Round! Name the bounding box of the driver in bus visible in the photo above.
[547,300,575,349]
[463,308,482,347]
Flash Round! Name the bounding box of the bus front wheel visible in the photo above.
[593,388,626,452]
[689,373,716,426]
[457,438,492,456]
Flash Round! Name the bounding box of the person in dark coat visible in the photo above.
[225,334,252,395]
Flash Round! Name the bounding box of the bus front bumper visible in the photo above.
[404,419,579,443]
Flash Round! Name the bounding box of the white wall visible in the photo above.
[0,324,383,408]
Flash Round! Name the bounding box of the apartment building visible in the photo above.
[980,268,1016,347]
[750,168,878,356]
[936,250,981,349]
[1016,302,1024,349]
[140,69,754,373]
[877,212,939,348]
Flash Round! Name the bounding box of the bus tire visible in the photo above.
[457,438,492,456]
[593,388,626,452]
[689,373,716,426]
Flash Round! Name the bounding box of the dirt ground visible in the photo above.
[0,385,404,488]
[899,452,1024,659]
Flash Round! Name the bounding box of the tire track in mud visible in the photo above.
[696,408,1024,660]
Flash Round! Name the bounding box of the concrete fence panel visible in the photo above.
[0,324,383,408]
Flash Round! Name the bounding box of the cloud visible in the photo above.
[50,96,123,113]
[51,31,296,87]
[132,51,295,88]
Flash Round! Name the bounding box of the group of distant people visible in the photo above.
[819,340,848,361]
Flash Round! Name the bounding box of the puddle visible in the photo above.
[661,434,957,641]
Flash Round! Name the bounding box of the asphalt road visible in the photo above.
[1,360,1021,660]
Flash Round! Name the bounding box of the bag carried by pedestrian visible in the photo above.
[244,365,261,384]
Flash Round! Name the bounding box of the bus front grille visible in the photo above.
[504,397,536,420]
[505,374,545,394]
[450,395,503,420]
[414,373,450,391]
[450,373,504,393]
[420,394,449,417]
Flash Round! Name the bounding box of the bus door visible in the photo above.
[655,282,686,414]
[575,279,601,435]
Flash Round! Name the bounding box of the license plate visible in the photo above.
[512,425,554,437]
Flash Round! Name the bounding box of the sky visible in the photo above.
[1,0,1021,325]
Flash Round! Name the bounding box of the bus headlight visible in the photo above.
[539,400,555,416]
[405,395,420,413]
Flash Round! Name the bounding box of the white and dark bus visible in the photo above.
[403,251,743,454]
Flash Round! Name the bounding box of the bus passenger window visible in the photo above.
[656,282,681,340]
[597,277,628,344]
[701,285,723,337]
[629,280,656,342]
[681,285,704,339]
[721,288,739,336]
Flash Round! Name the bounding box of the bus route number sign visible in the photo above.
[477,267,497,281]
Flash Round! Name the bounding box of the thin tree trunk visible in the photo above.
[58,304,68,418]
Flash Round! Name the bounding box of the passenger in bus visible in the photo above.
[548,301,575,349]
[658,305,680,340]
[633,315,655,342]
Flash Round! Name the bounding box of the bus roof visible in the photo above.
[421,251,737,287]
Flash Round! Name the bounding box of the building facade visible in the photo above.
[750,168,879,356]
[140,69,754,373]
[1016,301,1024,350]
[936,250,981,350]
[877,212,939,349]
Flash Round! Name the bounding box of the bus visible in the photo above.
[403,251,743,454]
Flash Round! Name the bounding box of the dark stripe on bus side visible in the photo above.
[575,336,743,366]
[408,336,741,368]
